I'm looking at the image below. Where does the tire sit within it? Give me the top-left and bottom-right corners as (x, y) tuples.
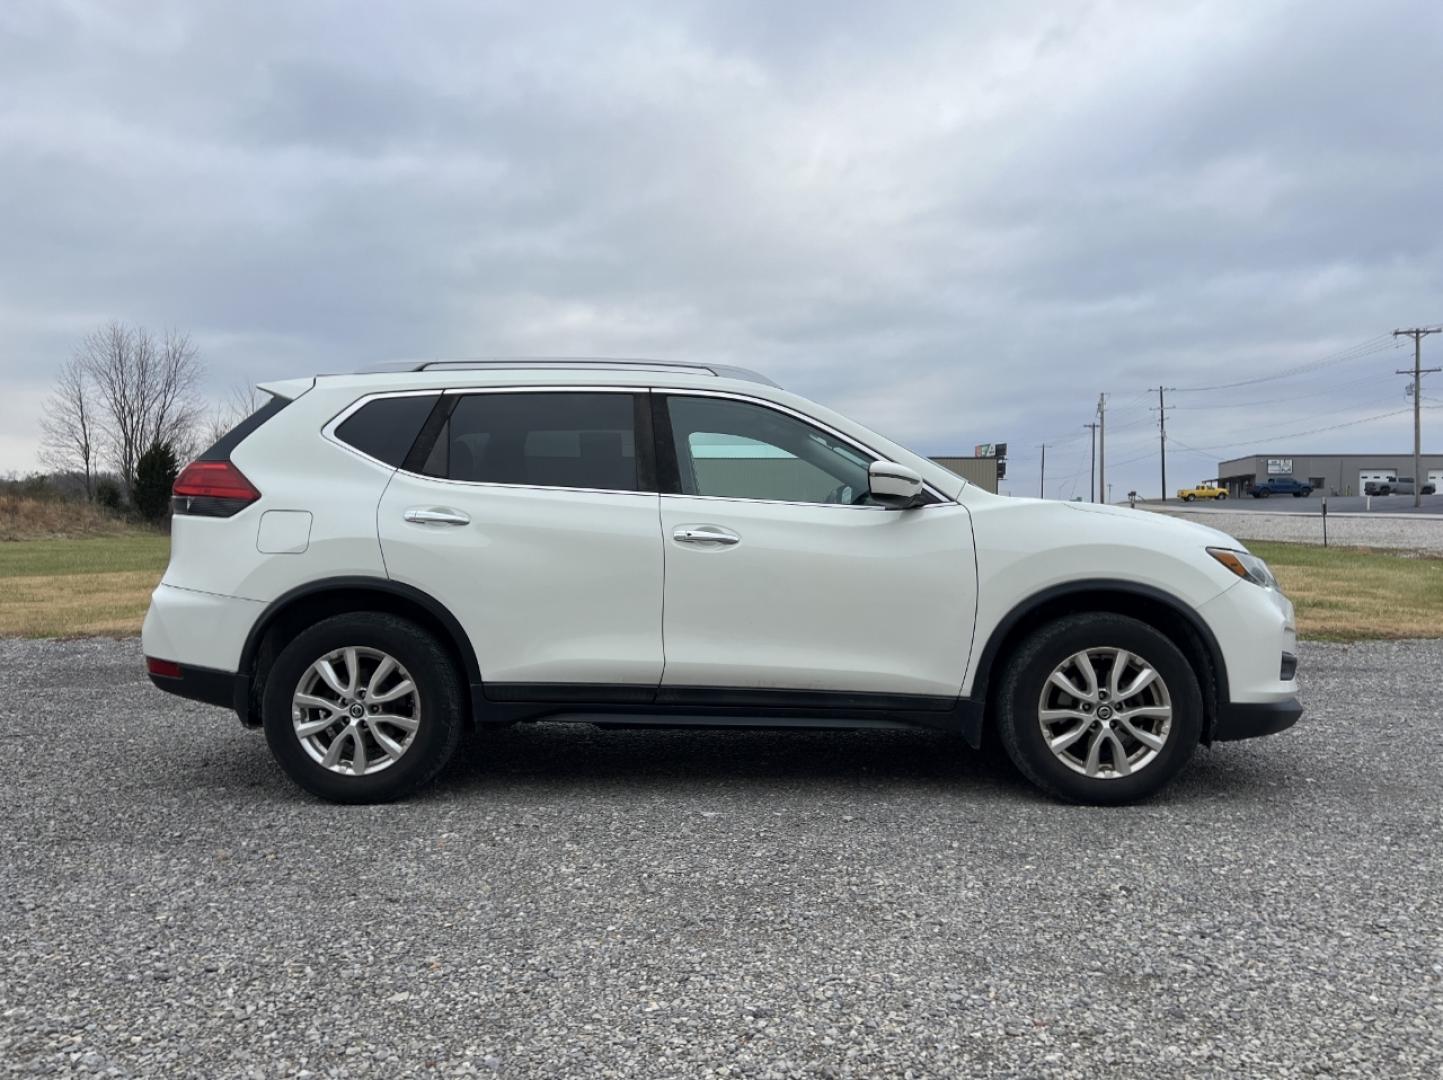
(994, 614), (1203, 805)
(262, 613), (465, 803)
(1182, 494), (1194, 502)
(1217, 493), (1227, 501)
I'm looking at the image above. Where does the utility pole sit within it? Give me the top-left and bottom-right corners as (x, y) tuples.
(1038, 443), (1047, 499)
(1096, 394), (1107, 503)
(1394, 328), (1441, 509)
(1083, 422), (1099, 502)
(1149, 386), (1173, 502)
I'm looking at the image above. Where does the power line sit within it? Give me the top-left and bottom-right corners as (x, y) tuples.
(1170, 334), (1398, 393)
(1168, 391), (1411, 448)
(1163, 406), (1417, 456)
(1164, 371), (1386, 410)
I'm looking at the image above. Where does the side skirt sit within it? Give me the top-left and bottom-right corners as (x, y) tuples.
(471, 684), (985, 745)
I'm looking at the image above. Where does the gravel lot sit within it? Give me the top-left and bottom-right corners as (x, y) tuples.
(3, 638), (1442, 1078)
(1147, 506), (1443, 554)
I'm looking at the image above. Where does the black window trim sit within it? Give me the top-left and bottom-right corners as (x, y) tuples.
(198, 392), (291, 462)
(652, 388), (949, 509)
(394, 385), (658, 495)
(323, 389), (445, 472)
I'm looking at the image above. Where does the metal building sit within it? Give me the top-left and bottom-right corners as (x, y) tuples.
(1215, 453), (1443, 497)
(930, 456), (1000, 493)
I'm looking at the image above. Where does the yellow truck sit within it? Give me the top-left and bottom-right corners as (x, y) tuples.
(1176, 481), (1228, 502)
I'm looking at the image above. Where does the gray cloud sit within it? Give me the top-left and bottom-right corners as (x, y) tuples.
(2, 0), (1440, 497)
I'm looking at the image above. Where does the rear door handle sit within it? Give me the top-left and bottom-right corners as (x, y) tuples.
(672, 524), (740, 546)
(404, 507), (471, 527)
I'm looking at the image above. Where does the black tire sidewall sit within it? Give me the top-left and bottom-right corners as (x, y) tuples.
(262, 613), (464, 803)
(997, 614), (1202, 804)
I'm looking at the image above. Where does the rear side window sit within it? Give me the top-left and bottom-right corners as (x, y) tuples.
(334, 394), (439, 467)
(427, 392), (644, 492)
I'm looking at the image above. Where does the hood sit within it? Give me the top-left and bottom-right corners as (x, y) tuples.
(1060, 501), (1244, 550)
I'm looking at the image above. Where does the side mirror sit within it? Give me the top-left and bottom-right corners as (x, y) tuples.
(868, 460), (924, 508)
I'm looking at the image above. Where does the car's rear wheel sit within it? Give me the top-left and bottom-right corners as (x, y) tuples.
(1217, 493), (1227, 500)
(995, 614), (1202, 804)
(1182, 494), (1194, 502)
(262, 613), (464, 803)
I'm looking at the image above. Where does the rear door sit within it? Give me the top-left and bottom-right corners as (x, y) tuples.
(653, 391), (977, 702)
(376, 388), (664, 690)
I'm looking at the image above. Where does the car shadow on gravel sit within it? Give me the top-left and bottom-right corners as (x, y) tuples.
(441, 722), (1009, 793)
(437, 722), (1297, 805)
(134, 709), (1297, 807)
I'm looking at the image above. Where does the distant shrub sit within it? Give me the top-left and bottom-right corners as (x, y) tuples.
(96, 477), (124, 511)
(133, 442), (179, 524)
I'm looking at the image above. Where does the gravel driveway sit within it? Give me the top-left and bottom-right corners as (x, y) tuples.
(1146, 506), (1443, 555)
(3, 638), (1441, 1078)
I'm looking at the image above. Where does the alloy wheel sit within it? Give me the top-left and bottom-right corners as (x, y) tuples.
(1037, 647), (1172, 779)
(291, 646), (421, 776)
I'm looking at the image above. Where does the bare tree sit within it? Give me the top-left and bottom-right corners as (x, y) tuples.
(38, 355), (103, 499)
(81, 322), (204, 495)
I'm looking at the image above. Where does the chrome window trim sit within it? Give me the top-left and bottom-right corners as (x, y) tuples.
(320, 383), (953, 505)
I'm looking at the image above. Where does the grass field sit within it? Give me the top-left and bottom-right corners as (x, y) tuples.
(1244, 540), (1443, 642)
(0, 530), (1438, 641)
(0, 534), (169, 637)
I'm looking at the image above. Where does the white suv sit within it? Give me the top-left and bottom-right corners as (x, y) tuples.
(143, 359), (1300, 805)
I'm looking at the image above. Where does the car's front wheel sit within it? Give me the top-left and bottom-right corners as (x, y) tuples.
(262, 613), (464, 803)
(995, 614), (1202, 804)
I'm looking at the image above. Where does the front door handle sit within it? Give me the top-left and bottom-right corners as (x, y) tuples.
(672, 524), (740, 546)
(404, 507), (471, 527)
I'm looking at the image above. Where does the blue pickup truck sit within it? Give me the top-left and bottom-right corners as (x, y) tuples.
(1249, 477), (1313, 498)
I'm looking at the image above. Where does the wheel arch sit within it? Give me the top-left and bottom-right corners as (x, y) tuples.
(970, 580), (1228, 745)
(235, 576), (482, 727)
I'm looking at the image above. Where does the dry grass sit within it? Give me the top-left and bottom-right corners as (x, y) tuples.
(1244, 540), (1443, 642)
(0, 494), (135, 541)
(0, 535), (169, 637)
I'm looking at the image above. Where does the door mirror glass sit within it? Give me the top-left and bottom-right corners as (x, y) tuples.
(868, 461), (924, 508)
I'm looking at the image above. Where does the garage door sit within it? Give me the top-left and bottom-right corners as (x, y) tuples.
(1359, 470), (1395, 492)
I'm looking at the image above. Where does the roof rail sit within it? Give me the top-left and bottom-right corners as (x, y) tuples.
(353, 357), (779, 387)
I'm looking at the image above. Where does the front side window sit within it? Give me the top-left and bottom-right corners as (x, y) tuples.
(665, 395), (877, 504)
(424, 392), (642, 492)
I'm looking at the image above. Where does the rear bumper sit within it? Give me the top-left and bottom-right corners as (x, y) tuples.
(147, 662), (244, 712)
(1212, 697), (1303, 741)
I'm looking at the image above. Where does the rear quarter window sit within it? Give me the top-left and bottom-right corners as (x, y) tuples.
(334, 394), (440, 467)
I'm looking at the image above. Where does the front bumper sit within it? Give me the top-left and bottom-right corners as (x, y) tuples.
(1212, 697), (1303, 741)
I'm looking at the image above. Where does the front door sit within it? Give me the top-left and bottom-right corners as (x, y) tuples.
(655, 392), (977, 701)
(378, 389), (664, 689)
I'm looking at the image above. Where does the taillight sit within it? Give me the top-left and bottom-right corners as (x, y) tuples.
(172, 460), (261, 517)
(146, 657), (183, 678)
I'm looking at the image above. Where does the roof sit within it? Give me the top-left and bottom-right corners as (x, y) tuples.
(349, 357), (780, 387)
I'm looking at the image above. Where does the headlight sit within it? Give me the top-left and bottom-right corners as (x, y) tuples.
(1207, 547), (1277, 589)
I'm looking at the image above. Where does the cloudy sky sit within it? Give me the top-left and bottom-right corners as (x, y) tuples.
(2, 0), (1440, 497)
